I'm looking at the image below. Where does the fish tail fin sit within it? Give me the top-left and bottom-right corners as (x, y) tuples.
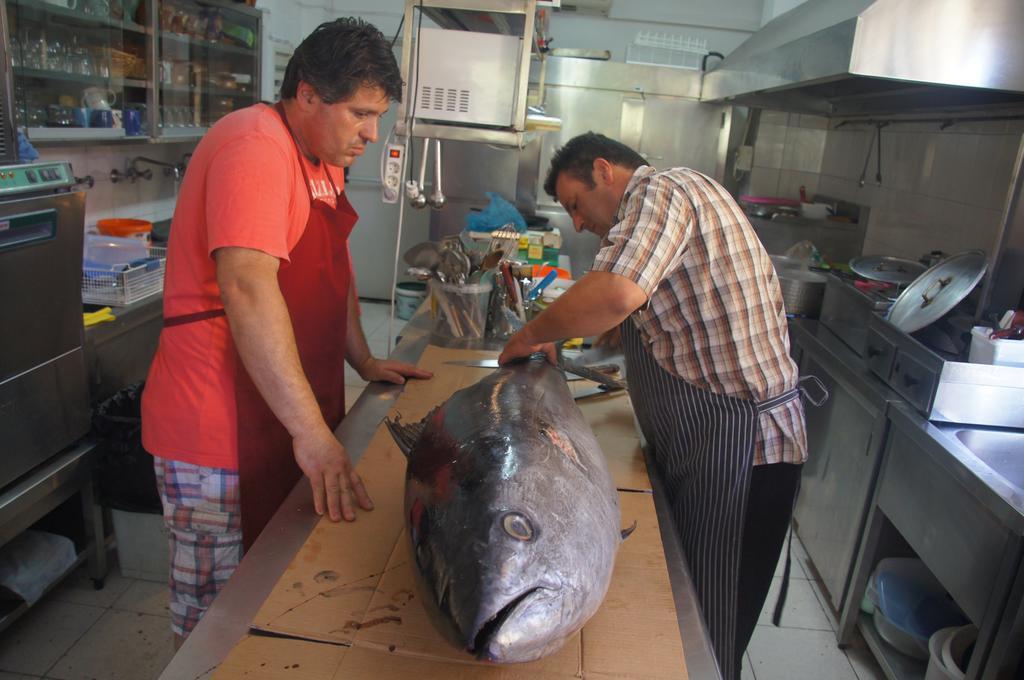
(384, 413), (424, 458)
(620, 520), (638, 541)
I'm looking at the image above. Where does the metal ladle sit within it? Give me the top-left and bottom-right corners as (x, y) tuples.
(403, 241), (442, 269)
(427, 139), (445, 210)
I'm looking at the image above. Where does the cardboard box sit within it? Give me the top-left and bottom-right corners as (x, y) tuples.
(220, 346), (686, 679)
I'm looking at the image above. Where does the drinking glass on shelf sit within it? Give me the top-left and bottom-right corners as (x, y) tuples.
(10, 33), (22, 68)
(46, 38), (68, 72)
(24, 33), (46, 70)
(27, 105), (47, 127)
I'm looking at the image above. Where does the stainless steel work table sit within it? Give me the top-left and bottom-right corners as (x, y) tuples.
(158, 307), (720, 679)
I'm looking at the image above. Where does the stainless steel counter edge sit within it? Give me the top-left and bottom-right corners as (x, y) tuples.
(158, 308), (716, 679)
(887, 402), (1024, 535)
(83, 295), (164, 343)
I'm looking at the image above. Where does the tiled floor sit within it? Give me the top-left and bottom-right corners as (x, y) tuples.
(0, 302), (884, 680)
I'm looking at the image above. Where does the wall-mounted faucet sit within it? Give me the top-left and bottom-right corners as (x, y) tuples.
(130, 156), (184, 181)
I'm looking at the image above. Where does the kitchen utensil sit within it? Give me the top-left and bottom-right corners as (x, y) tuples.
(770, 254), (806, 272)
(480, 248), (504, 272)
(573, 384), (625, 402)
(445, 359), (626, 391)
(405, 266), (434, 281)
(402, 241), (441, 269)
(850, 255), (926, 286)
(427, 139), (445, 209)
(406, 137), (430, 209)
(429, 280), (491, 338)
(438, 246), (469, 285)
(738, 195), (801, 219)
(778, 269), (827, 317)
(526, 269), (558, 302)
(886, 250), (987, 333)
(82, 87), (116, 110)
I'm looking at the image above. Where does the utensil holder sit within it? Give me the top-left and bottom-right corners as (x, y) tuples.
(429, 280), (493, 338)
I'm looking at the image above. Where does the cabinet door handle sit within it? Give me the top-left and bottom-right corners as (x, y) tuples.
(903, 373), (919, 387)
(866, 346), (882, 358)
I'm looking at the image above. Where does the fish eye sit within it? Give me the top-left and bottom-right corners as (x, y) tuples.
(501, 512), (535, 542)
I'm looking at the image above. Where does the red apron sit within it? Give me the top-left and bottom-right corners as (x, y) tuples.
(164, 103), (356, 550)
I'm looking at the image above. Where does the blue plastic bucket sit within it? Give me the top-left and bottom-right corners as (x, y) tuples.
(394, 281), (427, 320)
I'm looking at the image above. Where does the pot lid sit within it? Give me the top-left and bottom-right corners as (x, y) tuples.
(849, 255), (926, 285)
(886, 250), (988, 333)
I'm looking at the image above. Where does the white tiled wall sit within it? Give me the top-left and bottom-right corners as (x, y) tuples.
(34, 140), (197, 232)
(749, 111), (1022, 261)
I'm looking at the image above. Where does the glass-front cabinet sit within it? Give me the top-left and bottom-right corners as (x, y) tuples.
(154, 0), (259, 138)
(3, 0), (260, 143)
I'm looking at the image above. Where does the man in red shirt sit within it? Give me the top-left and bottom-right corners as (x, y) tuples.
(142, 18), (430, 643)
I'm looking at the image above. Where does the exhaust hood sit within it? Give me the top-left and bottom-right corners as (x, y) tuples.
(701, 0), (1024, 117)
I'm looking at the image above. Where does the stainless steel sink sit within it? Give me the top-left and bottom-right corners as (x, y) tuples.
(954, 429), (1024, 492)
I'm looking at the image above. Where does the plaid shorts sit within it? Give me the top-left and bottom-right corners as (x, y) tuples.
(153, 456), (242, 636)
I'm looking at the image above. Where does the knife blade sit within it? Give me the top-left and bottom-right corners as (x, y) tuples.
(573, 384), (625, 402)
(446, 359), (586, 381)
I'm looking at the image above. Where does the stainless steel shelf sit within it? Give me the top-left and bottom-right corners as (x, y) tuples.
(11, 0), (148, 34)
(158, 31), (255, 58)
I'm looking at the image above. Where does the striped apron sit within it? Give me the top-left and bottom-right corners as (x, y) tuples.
(621, 319), (800, 680)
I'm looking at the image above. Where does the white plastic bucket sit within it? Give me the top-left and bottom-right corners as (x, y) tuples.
(394, 281), (427, 320)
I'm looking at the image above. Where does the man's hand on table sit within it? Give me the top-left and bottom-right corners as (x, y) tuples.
(294, 426), (372, 522)
(355, 356), (433, 384)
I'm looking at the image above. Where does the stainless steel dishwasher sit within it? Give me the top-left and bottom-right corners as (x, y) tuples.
(0, 161), (89, 489)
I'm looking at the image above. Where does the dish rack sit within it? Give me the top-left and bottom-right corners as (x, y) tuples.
(82, 245), (167, 306)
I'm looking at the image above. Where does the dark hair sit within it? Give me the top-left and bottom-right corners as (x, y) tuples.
(281, 18), (403, 104)
(543, 132), (647, 198)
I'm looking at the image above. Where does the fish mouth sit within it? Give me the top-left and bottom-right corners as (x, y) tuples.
(469, 587), (544, 658)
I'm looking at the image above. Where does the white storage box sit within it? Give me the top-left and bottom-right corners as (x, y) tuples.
(111, 509), (169, 582)
(969, 326), (1024, 368)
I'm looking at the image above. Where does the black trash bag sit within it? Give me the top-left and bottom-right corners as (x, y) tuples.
(93, 382), (162, 514)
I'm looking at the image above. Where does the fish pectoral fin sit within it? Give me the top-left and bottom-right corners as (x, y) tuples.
(384, 412), (429, 457)
(620, 520), (638, 541)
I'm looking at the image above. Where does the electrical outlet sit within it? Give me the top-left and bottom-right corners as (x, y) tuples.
(382, 143), (405, 204)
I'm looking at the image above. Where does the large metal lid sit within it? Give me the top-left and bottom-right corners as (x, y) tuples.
(886, 250), (988, 333)
(849, 255), (926, 285)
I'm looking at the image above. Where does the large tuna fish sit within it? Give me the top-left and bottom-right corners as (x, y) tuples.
(385, 355), (629, 663)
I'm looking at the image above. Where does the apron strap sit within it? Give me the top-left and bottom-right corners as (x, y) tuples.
(272, 102), (342, 201)
(164, 308), (226, 327)
(772, 474), (803, 626)
(755, 387), (800, 414)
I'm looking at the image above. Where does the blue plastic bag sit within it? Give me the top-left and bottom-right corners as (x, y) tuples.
(17, 130), (39, 162)
(464, 192), (527, 233)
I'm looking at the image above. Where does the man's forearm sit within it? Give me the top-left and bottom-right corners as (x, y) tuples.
(221, 266), (326, 438)
(521, 271), (648, 344)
